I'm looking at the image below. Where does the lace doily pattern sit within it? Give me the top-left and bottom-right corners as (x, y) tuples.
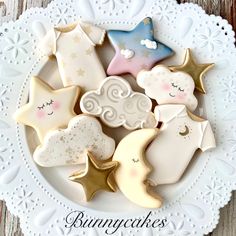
(0, 0), (235, 235)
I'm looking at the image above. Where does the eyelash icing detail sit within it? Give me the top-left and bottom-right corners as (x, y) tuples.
(46, 99), (54, 106)
(171, 82), (178, 88)
(132, 158), (139, 163)
(37, 104), (45, 110)
(178, 87), (184, 92)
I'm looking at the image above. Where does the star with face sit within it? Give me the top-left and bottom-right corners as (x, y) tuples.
(107, 17), (174, 77)
(14, 76), (80, 143)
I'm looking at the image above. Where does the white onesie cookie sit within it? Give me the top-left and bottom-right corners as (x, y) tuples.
(146, 104), (216, 186)
(39, 21), (106, 92)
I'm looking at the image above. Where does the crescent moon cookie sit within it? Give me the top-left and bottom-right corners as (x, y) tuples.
(80, 76), (157, 130)
(113, 129), (163, 208)
(14, 76), (79, 143)
(33, 115), (116, 167)
(69, 151), (119, 201)
(137, 65), (198, 112)
(146, 104), (216, 186)
(38, 21), (106, 92)
(107, 17), (174, 77)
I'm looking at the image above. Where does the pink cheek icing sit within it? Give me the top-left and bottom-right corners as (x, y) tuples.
(177, 93), (187, 100)
(130, 168), (138, 178)
(36, 110), (46, 119)
(161, 83), (171, 91)
(52, 101), (61, 110)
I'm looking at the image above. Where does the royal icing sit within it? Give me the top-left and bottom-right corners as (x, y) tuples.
(69, 152), (118, 201)
(14, 76), (79, 143)
(113, 128), (162, 208)
(107, 17), (174, 77)
(33, 115), (116, 167)
(137, 65), (198, 112)
(39, 21), (106, 92)
(80, 76), (157, 130)
(146, 104), (216, 186)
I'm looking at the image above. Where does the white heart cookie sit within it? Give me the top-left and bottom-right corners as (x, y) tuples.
(80, 76), (157, 130)
(33, 115), (116, 167)
(137, 65), (198, 112)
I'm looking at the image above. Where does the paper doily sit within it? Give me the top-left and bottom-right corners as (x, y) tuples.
(0, 0), (236, 235)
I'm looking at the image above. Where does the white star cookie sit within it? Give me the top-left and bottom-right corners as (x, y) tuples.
(33, 115), (116, 167)
(14, 76), (80, 142)
(137, 65), (198, 112)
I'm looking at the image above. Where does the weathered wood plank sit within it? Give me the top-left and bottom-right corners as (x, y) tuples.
(0, 0), (235, 236)
(179, 0), (236, 31)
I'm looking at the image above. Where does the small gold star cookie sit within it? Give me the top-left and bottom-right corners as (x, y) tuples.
(169, 48), (214, 94)
(14, 76), (80, 142)
(69, 152), (119, 201)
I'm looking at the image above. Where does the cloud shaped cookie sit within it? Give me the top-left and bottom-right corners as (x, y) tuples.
(80, 76), (157, 130)
(137, 66), (198, 112)
(33, 115), (116, 167)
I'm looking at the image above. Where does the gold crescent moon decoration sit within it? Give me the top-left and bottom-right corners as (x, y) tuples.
(179, 125), (190, 136)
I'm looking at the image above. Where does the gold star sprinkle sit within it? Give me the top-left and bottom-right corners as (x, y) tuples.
(86, 47), (93, 56)
(142, 50), (151, 58)
(73, 35), (81, 43)
(84, 25), (92, 35)
(77, 69), (85, 77)
(69, 152), (119, 201)
(143, 18), (151, 25)
(118, 42), (126, 49)
(169, 49), (214, 94)
(70, 53), (78, 59)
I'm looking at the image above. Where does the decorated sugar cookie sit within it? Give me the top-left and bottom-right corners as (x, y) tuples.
(39, 21), (106, 92)
(137, 65), (198, 111)
(14, 76), (79, 143)
(69, 151), (119, 201)
(80, 76), (157, 130)
(146, 104), (216, 186)
(113, 129), (163, 208)
(33, 115), (116, 167)
(169, 49), (214, 94)
(107, 17), (174, 77)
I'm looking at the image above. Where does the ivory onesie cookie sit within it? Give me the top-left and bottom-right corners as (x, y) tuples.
(14, 76), (79, 143)
(107, 17), (174, 77)
(137, 65), (198, 111)
(113, 129), (163, 208)
(39, 21), (106, 92)
(33, 115), (116, 167)
(80, 76), (157, 130)
(146, 104), (216, 186)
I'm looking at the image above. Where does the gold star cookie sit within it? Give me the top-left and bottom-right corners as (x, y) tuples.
(169, 49), (214, 94)
(69, 152), (119, 201)
(14, 76), (80, 142)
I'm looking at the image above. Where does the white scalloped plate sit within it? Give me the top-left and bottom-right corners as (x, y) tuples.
(0, 0), (236, 235)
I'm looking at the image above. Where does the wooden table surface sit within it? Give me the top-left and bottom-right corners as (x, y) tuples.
(0, 0), (235, 235)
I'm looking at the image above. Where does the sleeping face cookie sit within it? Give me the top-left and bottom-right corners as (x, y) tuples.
(107, 17), (174, 77)
(113, 129), (162, 208)
(80, 76), (157, 130)
(39, 21), (106, 92)
(137, 65), (198, 112)
(33, 115), (116, 167)
(14, 76), (79, 143)
(146, 104), (216, 186)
